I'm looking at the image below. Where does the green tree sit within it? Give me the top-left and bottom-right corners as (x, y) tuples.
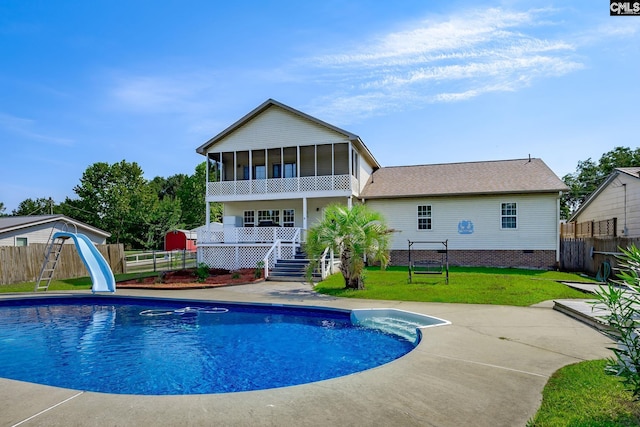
(149, 174), (187, 201)
(65, 160), (156, 247)
(177, 162), (222, 228)
(0, 202), (6, 216)
(562, 146), (640, 218)
(305, 203), (391, 290)
(139, 197), (182, 249)
(12, 197), (58, 216)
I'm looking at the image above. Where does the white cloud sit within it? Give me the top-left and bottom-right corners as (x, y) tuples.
(301, 7), (584, 122)
(0, 112), (74, 146)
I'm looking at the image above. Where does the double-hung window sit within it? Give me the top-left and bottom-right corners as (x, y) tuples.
(282, 209), (295, 227)
(501, 202), (517, 229)
(243, 211), (255, 227)
(417, 205), (432, 230)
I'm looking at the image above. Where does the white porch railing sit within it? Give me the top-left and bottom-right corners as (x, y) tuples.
(198, 227), (300, 244)
(197, 228), (301, 272)
(207, 174), (353, 197)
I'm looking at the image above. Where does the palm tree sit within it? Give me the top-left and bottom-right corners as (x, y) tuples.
(305, 203), (391, 290)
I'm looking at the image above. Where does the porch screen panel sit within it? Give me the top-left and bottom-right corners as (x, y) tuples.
(236, 151), (249, 180)
(222, 152), (234, 181)
(317, 144), (332, 176)
(283, 147), (297, 176)
(207, 153), (221, 182)
(334, 143), (349, 175)
(299, 146), (315, 177)
(268, 148), (282, 178)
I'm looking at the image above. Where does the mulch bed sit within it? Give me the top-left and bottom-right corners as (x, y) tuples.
(117, 268), (265, 290)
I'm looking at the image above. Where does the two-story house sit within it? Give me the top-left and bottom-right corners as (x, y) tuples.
(195, 99), (568, 276)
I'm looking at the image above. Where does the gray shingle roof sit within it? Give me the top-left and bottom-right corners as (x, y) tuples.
(0, 215), (110, 237)
(360, 158), (568, 199)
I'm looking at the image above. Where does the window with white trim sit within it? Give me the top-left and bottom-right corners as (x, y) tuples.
(258, 209), (280, 225)
(15, 237), (27, 247)
(501, 202), (517, 229)
(282, 209), (295, 227)
(417, 205), (432, 230)
(243, 210), (255, 227)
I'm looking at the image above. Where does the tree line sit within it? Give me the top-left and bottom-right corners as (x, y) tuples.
(0, 146), (637, 248)
(0, 160), (221, 250)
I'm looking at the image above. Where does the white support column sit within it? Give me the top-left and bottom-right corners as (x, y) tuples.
(303, 197), (308, 230)
(297, 145), (301, 191)
(348, 142), (353, 186)
(347, 196), (352, 209)
(205, 202), (211, 231)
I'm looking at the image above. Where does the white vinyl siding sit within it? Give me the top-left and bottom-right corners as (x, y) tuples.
(0, 222), (108, 246)
(210, 107), (349, 153)
(573, 173), (640, 237)
(366, 194), (560, 251)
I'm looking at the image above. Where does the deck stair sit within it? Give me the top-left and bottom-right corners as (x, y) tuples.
(267, 247), (322, 282)
(34, 234), (70, 291)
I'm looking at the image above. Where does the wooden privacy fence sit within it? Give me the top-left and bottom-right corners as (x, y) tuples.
(561, 218), (617, 238)
(560, 237), (640, 277)
(0, 243), (125, 286)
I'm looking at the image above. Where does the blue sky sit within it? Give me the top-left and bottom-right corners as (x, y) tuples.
(1, 1), (639, 212)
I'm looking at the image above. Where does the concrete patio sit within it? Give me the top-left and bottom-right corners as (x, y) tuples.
(1, 282), (613, 427)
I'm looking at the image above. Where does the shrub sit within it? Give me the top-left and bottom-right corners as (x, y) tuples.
(595, 244), (640, 400)
(195, 263), (210, 283)
(255, 261), (264, 279)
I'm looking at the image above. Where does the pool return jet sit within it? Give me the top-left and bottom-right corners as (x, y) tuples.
(35, 222), (116, 293)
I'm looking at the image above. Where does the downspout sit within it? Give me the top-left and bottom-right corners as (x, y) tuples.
(205, 153), (210, 232)
(556, 191), (562, 266)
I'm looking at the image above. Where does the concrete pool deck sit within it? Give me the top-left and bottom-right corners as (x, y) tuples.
(1, 282), (613, 427)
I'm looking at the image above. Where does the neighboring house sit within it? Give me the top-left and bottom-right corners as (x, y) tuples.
(0, 215), (110, 246)
(568, 167), (640, 237)
(195, 99), (567, 271)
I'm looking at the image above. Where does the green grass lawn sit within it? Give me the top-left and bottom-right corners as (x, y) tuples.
(315, 266), (594, 306)
(0, 272), (158, 293)
(528, 360), (640, 426)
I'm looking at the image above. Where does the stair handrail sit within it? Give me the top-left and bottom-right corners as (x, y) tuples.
(262, 240), (281, 279)
(292, 228), (301, 254)
(319, 246), (330, 279)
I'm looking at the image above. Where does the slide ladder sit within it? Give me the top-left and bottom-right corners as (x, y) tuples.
(34, 229), (116, 293)
(35, 234), (70, 292)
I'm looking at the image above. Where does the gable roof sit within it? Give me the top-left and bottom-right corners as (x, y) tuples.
(360, 158), (568, 199)
(195, 98), (381, 169)
(569, 167), (640, 221)
(0, 214), (111, 237)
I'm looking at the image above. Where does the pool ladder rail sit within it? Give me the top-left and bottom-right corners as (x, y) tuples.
(35, 234), (71, 292)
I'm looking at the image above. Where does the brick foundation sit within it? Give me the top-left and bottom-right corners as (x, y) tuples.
(390, 249), (557, 270)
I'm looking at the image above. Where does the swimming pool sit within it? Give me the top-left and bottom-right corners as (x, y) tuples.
(0, 296), (448, 395)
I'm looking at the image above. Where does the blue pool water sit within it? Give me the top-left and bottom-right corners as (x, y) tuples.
(0, 297), (416, 395)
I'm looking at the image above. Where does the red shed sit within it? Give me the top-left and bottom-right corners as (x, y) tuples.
(164, 229), (197, 252)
